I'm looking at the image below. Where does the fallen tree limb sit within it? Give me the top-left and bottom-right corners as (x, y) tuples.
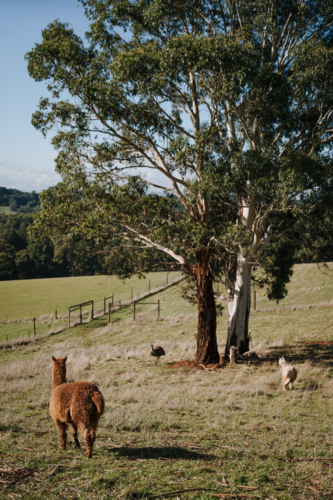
(95, 441), (123, 448)
(199, 364), (216, 371)
(147, 488), (217, 498)
(280, 457), (333, 462)
(48, 465), (61, 477)
(308, 485), (321, 493)
(212, 495), (262, 498)
(47, 465), (77, 477)
(183, 441), (202, 449)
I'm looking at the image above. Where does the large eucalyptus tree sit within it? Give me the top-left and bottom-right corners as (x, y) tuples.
(26, 0), (333, 362)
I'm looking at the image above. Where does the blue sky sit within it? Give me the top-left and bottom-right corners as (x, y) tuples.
(0, 0), (90, 192)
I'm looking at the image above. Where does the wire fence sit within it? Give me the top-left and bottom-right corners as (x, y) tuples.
(0, 272), (184, 347)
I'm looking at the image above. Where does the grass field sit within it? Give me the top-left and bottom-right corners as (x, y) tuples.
(0, 272), (180, 343)
(0, 206), (15, 214)
(255, 263), (333, 311)
(0, 264), (333, 499)
(0, 271), (179, 321)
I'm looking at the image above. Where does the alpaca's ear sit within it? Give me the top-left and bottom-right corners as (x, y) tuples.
(52, 356), (56, 362)
(63, 356), (67, 362)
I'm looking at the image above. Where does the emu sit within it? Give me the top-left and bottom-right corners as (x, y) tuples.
(50, 356), (104, 458)
(150, 345), (165, 363)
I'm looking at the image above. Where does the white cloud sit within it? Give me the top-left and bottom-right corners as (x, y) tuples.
(0, 159), (61, 192)
(0, 157), (176, 194)
(10, 152), (57, 161)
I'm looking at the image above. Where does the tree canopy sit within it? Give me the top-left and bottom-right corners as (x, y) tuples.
(26, 0), (333, 362)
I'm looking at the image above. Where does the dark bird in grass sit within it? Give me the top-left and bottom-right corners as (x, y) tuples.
(150, 345), (165, 363)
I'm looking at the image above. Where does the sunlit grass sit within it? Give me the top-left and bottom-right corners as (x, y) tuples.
(255, 262), (333, 310)
(1, 265), (333, 498)
(0, 271), (180, 321)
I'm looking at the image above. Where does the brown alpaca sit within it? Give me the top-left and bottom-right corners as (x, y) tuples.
(50, 356), (104, 458)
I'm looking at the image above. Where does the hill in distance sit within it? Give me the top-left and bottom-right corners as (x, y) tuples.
(0, 186), (40, 213)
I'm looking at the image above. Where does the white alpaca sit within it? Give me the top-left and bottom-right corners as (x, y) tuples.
(279, 357), (297, 391)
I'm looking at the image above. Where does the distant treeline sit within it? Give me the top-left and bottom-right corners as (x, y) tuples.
(0, 186), (40, 213)
(0, 213), (172, 281)
(0, 186), (332, 281)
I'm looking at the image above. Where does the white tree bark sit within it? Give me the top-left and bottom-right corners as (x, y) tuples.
(226, 201), (256, 355)
(226, 253), (252, 355)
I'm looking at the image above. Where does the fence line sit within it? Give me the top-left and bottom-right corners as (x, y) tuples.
(107, 299), (161, 324)
(76, 274), (184, 327)
(104, 294), (113, 315)
(68, 300), (94, 327)
(0, 272), (184, 342)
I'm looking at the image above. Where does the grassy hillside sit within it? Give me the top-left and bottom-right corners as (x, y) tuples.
(0, 264), (333, 499)
(0, 272), (180, 322)
(1, 263), (332, 344)
(255, 262), (333, 311)
(0, 206), (15, 214)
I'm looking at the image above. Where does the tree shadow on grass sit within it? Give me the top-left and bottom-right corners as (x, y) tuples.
(105, 446), (214, 461)
(260, 341), (333, 365)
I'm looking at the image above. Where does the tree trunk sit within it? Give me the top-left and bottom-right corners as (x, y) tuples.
(194, 250), (219, 364)
(225, 254), (252, 357)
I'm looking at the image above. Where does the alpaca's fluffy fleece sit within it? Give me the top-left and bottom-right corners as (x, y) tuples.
(50, 356), (104, 458)
(279, 357), (297, 391)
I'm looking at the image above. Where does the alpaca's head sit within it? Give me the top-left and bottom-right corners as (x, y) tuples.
(279, 357), (286, 367)
(52, 355), (67, 367)
(52, 356), (67, 388)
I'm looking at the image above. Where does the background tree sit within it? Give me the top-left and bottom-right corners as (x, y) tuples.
(26, 0), (333, 361)
(0, 187), (40, 213)
(0, 211), (172, 281)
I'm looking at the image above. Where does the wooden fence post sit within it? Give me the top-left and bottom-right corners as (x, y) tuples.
(230, 346), (238, 364)
(80, 305), (82, 325)
(92, 301), (94, 319)
(158, 299), (160, 321)
(133, 301), (136, 321)
(104, 297), (106, 315)
(33, 318), (36, 339)
(108, 302), (112, 324)
(55, 310), (57, 319)
(68, 310), (70, 328)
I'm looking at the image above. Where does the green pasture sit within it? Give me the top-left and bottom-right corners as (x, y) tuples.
(0, 206), (14, 214)
(0, 264), (333, 499)
(255, 262), (333, 310)
(1, 263), (332, 345)
(0, 271), (179, 322)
